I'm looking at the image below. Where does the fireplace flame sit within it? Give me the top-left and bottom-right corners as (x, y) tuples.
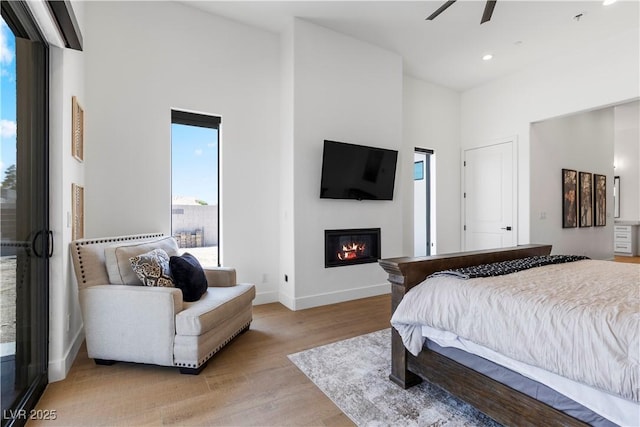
(337, 242), (366, 260)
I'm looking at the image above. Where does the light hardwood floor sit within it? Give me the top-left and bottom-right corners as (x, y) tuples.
(28, 256), (638, 426)
(29, 294), (391, 426)
(614, 255), (640, 264)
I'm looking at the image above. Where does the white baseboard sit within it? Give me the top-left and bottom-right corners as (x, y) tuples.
(254, 290), (279, 305)
(48, 326), (84, 382)
(278, 291), (295, 311)
(287, 283), (390, 311)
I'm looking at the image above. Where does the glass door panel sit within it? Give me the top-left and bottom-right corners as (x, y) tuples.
(1, 11), (49, 426)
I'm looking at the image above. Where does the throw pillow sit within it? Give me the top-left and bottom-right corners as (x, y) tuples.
(129, 249), (174, 287)
(169, 253), (208, 302)
(105, 236), (179, 285)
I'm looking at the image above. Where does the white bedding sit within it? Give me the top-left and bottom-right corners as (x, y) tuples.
(390, 260), (640, 404)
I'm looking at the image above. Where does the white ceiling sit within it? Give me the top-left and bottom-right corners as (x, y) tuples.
(181, 0), (640, 91)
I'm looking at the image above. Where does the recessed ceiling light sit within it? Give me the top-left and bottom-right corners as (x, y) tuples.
(482, 54), (493, 61)
(603, 0), (618, 6)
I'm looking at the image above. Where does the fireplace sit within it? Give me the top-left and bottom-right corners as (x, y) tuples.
(325, 228), (381, 268)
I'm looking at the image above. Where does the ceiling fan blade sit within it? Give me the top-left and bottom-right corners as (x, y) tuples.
(426, 0), (457, 20)
(480, 0), (497, 24)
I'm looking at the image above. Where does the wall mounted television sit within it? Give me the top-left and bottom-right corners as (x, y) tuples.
(320, 140), (398, 201)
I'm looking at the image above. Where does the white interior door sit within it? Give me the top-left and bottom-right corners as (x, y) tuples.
(464, 141), (516, 250)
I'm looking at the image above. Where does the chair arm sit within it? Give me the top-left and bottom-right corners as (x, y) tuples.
(204, 267), (236, 287)
(79, 285), (183, 366)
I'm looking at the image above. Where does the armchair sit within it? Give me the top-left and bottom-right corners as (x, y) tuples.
(70, 233), (255, 374)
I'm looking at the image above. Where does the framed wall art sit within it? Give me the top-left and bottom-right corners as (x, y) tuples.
(578, 171), (593, 227)
(72, 183), (84, 240)
(72, 96), (84, 161)
(594, 174), (606, 227)
(562, 169), (577, 228)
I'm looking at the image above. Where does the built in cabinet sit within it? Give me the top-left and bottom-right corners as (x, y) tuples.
(614, 224), (639, 256)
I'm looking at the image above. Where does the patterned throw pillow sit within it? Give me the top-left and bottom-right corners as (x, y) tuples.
(129, 249), (174, 287)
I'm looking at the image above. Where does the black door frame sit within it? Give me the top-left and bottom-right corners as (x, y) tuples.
(1, 3), (49, 426)
(415, 147), (433, 256)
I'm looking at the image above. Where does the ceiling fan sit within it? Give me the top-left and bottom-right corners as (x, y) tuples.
(426, 0), (497, 24)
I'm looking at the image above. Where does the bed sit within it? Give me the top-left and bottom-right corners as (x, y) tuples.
(379, 245), (639, 427)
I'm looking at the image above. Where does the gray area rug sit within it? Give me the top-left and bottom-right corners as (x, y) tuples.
(288, 329), (501, 427)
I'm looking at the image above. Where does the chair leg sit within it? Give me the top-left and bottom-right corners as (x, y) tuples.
(179, 361), (208, 375)
(94, 359), (117, 366)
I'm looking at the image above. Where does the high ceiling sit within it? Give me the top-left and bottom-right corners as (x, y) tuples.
(181, 0), (640, 91)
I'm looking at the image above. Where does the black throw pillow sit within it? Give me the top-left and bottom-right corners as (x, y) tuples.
(169, 253), (208, 302)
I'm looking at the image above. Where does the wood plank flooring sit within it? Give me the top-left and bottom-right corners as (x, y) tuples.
(613, 255), (640, 264)
(29, 294), (391, 426)
(27, 256), (638, 426)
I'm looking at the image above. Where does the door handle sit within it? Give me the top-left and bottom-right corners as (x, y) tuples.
(30, 230), (54, 258)
(47, 230), (54, 258)
(501, 226), (512, 231)
(31, 230), (43, 258)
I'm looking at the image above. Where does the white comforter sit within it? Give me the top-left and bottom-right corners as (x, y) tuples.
(390, 259), (640, 402)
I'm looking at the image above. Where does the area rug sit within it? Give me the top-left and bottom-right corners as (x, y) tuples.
(288, 329), (501, 427)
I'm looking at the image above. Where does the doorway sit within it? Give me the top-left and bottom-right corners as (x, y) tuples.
(1, 4), (50, 425)
(414, 148), (436, 256)
(463, 140), (517, 251)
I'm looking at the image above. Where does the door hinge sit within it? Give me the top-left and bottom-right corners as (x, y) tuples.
(464, 192), (466, 198)
(464, 225), (467, 231)
(464, 161), (466, 167)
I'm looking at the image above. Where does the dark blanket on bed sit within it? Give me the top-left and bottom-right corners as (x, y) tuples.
(430, 255), (589, 279)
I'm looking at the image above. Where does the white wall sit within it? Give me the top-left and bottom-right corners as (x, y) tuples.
(614, 101), (640, 221)
(282, 19), (403, 309)
(84, 1), (281, 303)
(279, 22), (296, 306)
(461, 29), (640, 249)
(530, 108), (614, 259)
(403, 76), (461, 255)
(48, 0), (85, 382)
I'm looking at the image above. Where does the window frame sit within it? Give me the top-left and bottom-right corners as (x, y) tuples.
(170, 110), (221, 266)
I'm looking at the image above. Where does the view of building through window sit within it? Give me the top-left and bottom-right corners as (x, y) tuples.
(0, 15), (17, 361)
(171, 116), (220, 267)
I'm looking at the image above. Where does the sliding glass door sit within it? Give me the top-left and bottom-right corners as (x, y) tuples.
(1, 3), (50, 426)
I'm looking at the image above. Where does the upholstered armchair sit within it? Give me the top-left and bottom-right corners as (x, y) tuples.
(70, 233), (255, 374)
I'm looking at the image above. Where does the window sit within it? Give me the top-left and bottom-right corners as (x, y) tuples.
(171, 110), (220, 266)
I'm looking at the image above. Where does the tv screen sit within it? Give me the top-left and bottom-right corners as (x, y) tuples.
(320, 140), (398, 200)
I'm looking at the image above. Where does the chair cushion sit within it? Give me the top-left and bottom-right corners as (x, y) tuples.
(130, 249), (174, 287)
(105, 236), (179, 285)
(170, 253), (207, 302)
(175, 283), (255, 336)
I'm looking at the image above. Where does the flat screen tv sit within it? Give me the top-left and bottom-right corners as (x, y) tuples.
(320, 140), (398, 200)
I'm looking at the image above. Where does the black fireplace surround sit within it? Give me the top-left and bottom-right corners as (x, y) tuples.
(325, 228), (381, 268)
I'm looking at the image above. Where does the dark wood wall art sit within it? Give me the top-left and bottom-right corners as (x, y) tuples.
(562, 169), (577, 228)
(594, 174), (606, 226)
(578, 172), (593, 227)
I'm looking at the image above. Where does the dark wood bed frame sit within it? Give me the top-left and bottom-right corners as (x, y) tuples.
(379, 244), (588, 427)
